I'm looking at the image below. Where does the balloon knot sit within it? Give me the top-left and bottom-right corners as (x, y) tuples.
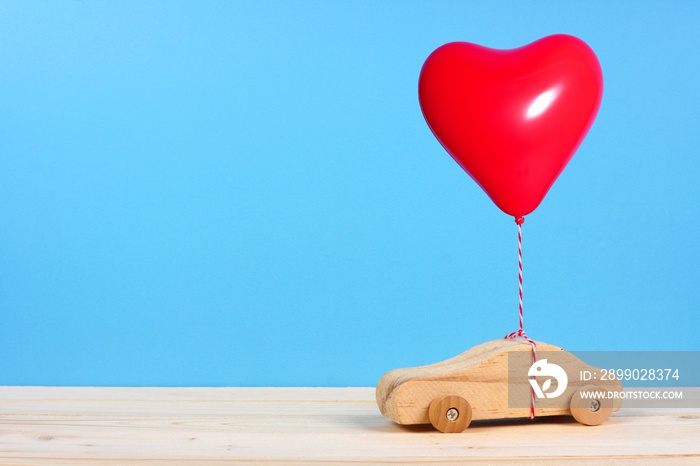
(515, 216), (525, 225)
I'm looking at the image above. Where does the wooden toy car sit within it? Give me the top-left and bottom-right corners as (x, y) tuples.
(376, 339), (622, 432)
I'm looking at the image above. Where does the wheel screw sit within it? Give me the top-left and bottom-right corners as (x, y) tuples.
(446, 408), (459, 422)
(589, 400), (600, 412)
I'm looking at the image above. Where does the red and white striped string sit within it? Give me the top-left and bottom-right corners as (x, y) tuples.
(504, 216), (538, 419)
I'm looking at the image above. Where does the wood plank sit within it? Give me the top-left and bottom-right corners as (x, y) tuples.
(0, 387), (698, 464)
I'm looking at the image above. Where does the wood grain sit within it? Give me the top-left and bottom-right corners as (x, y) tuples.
(0, 386), (698, 464)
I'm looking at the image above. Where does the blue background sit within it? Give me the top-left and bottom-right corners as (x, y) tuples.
(1, 1), (698, 386)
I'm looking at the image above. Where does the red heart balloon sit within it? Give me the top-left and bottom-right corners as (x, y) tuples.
(419, 34), (603, 218)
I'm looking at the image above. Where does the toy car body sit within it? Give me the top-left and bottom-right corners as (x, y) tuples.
(376, 339), (622, 432)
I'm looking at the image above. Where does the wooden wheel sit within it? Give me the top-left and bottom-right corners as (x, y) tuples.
(428, 395), (472, 433)
(570, 385), (613, 426)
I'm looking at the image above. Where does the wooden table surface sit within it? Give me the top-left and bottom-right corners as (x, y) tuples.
(1, 386), (699, 464)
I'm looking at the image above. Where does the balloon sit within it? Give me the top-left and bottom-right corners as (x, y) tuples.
(419, 34), (603, 218)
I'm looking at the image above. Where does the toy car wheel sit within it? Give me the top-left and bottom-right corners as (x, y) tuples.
(428, 395), (472, 433)
(570, 385), (613, 426)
